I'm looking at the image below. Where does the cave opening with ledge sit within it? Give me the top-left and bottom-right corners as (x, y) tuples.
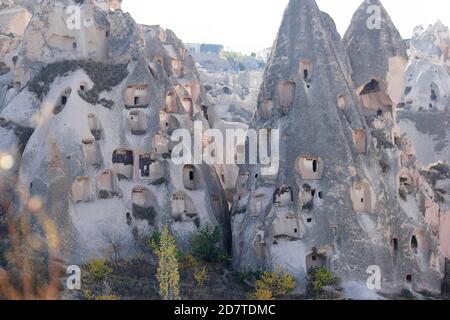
(171, 192), (199, 227)
(87, 113), (103, 140)
(160, 111), (180, 134)
(165, 91), (179, 113)
(337, 93), (348, 110)
(358, 78), (392, 111)
(350, 180), (376, 213)
(273, 185), (294, 207)
(181, 97), (194, 117)
(112, 149), (134, 180)
(411, 235), (419, 254)
(272, 211), (303, 240)
(299, 60), (313, 82)
(132, 186), (157, 226)
(127, 110), (147, 135)
(277, 80), (296, 113)
(261, 98), (273, 119)
(152, 134), (170, 155)
(96, 169), (120, 199)
(53, 88), (72, 115)
(124, 84), (149, 109)
(306, 251), (327, 271)
(353, 129), (366, 154)
(296, 156), (324, 180)
(82, 138), (102, 167)
(71, 176), (91, 203)
(183, 165), (200, 190)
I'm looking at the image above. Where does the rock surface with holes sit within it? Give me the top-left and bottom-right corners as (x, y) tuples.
(0, 0), (229, 263)
(231, 0), (444, 296)
(396, 21), (450, 166)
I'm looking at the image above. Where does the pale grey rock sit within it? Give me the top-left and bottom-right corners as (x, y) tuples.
(232, 0), (443, 296)
(0, 0), (229, 264)
(396, 21), (450, 166)
(344, 0), (407, 92)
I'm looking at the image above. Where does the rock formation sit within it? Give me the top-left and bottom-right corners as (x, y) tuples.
(1, 0), (449, 299)
(392, 19), (450, 264)
(344, 0), (450, 292)
(396, 21), (450, 165)
(0, 0), (229, 264)
(231, 0), (443, 295)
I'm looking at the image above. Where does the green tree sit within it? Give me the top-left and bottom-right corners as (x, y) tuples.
(307, 267), (341, 298)
(191, 226), (224, 262)
(154, 226), (180, 300)
(220, 50), (246, 71)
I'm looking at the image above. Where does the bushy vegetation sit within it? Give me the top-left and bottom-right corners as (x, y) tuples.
(250, 269), (296, 300)
(179, 254), (199, 270)
(233, 270), (262, 286)
(95, 295), (120, 300)
(194, 266), (210, 286)
(307, 267), (341, 298)
(88, 258), (113, 280)
(190, 226), (229, 263)
(28, 60), (128, 107)
(421, 161), (450, 203)
(220, 50), (246, 71)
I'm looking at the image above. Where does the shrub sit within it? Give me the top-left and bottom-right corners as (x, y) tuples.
(28, 60), (128, 105)
(83, 289), (94, 300)
(218, 252), (231, 263)
(307, 267), (341, 298)
(252, 289), (273, 300)
(233, 271), (259, 286)
(95, 295), (120, 300)
(146, 229), (162, 252)
(194, 266), (210, 286)
(180, 254), (199, 270)
(191, 226), (226, 262)
(250, 269), (296, 300)
(88, 258), (113, 280)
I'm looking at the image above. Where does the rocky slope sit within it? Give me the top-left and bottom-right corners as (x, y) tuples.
(396, 21), (450, 166)
(231, 0), (444, 296)
(0, 0), (229, 266)
(0, 0), (449, 299)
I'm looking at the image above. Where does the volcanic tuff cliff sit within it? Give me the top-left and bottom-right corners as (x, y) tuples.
(0, 0), (449, 299)
(394, 20), (450, 262)
(0, 0), (229, 263)
(396, 21), (450, 166)
(231, 0), (444, 295)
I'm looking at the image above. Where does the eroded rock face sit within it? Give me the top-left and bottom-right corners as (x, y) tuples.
(393, 20), (450, 261)
(231, 0), (443, 295)
(396, 21), (450, 166)
(199, 69), (263, 202)
(0, 0), (229, 263)
(344, 0), (408, 107)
